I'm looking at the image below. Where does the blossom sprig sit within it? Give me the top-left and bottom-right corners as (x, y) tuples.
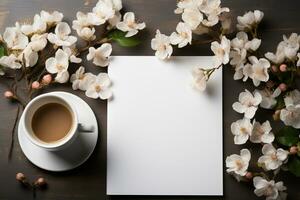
(154, 1), (300, 199)
(151, 0), (230, 60)
(0, 0), (146, 104)
(0, 0), (146, 164)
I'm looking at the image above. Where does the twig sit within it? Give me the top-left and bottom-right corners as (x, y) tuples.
(77, 37), (111, 55)
(8, 104), (20, 160)
(192, 39), (216, 45)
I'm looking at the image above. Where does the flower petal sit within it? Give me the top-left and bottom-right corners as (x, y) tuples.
(99, 88), (113, 100)
(45, 57), (58, 73)
(55, 70), (69, 83)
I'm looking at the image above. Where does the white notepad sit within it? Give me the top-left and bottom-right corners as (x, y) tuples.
(107, 56), (223, 196)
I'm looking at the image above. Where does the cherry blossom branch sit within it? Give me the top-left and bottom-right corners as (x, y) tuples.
(77, 37), (112, 55)
(8, 104), (20, 160)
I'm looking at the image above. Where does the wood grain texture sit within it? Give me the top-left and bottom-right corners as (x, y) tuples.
(0, 0), (299, 199)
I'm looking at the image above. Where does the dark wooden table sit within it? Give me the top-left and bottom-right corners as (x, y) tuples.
(0, 0), (299, 199)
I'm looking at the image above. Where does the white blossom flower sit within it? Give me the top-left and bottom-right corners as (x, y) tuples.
(255, 88), (281, 109)
(265, 49), (285, 65)
(231, 32), (261, 52)
(63, 45), (82, 63)
(20, 14), (47, 35)
(74, 25), (96, 41)
(72, 12), (96, 41)
(226, 149), (251, 176)
(85, 73), (112, 99)
(174, 0), (203, 14)
(258, 144), (288, 170)
(0, 54), (22, 69)
(151, 30), (173, 60)
(182, 8), (203, 30)
(266, 33), (300, 64)
(191, 67), (207, 91)
(284, 89), (300, 107)
(54, 70), (69, 83)
(72, 12), (92, 30)
(170, 22), (192, 48)
(18, 45), (38, 67)
(280, 90), (300, 128)
(47, 22), (77, 47)
(231, 118), (253, 145)
(70, 66), (95, 90)
(253, 177), (287, 200)
(211, 36), (230, 66)
(3, 24), (29, 50)
(232, 89), (262, 119)
(280, 33), (300, 60)
(280, 105), (300, 129)
(30, 33), (48, 51)
(87, 43), (112, 67)
(89, 0), (116, 25)
(243, 56), (270, 86)
(232, 63), (248, 80)
(250, 120), (274, 144)
(40, 10), (63, 26)
(109, 0), (122, 11)
(116, 12), (145, 37)
(230, 32), (261, 79)
(230, 47), (247, 67)
(200, 0), (229, 27)
(237, 10), (264, 31)
(45, 49), (69, 83)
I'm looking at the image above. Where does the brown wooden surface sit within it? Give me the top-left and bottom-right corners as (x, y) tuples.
(0, 0), (299, 199)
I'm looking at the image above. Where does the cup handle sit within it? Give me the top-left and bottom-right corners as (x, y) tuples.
(78, 123), (95, 133)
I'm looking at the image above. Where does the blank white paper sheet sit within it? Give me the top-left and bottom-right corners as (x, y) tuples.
(107, 56), (223, 196)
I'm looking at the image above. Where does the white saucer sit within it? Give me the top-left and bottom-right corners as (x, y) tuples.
(18, 91), (98, 172)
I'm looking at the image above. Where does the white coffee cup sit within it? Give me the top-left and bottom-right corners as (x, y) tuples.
(23, 93), (78, 151)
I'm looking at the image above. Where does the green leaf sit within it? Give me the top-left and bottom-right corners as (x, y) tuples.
(108, 30), (141, 47)
(275, 95), (285, 110)
(288, 157), (300, 177)
(0, 45), (5, 58)
(277, 126), (299, 147)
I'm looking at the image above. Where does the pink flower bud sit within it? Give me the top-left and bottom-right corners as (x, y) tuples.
(4, 90), (14, 99)
(271, 65), (278, 73)
(279, 64), (287, 72)
(290, 146), (298, 154)
(42, 74), (52, 85)
(279, 83), (287, 92)
(245, 172), (253, 179)
(31, 81), (40, 89)
(16, 173), (26, 182)
(34, 177), (47, 187)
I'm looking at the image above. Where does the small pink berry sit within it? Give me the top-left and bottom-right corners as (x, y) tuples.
(279, 83), (287, 92)
(42, 74), (52, 85)
(31, 81), (40, 89)
(245, 172), (253, 179)
(279, 64), (287, 72)
(290, 146), (298, 154)
(4, 90), (14, 99)
(271, 65), (278, 72)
